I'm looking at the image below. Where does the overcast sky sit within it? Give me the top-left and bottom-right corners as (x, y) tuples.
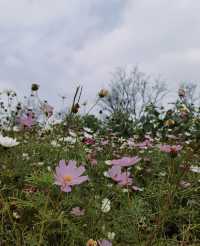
(0, 0), (200, 107)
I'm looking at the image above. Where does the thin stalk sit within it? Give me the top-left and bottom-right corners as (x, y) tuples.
(38, 190), (50, 246)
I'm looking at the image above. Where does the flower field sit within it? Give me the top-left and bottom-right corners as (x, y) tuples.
(0, 86), (200, 246)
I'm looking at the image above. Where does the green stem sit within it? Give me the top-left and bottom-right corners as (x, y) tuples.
(85, 98), (100, 116)
(38, 190), (50, 246)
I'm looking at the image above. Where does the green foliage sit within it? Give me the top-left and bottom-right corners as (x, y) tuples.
(82, 114), (102, 132)
(106, 110), (135, 137)
(0, 102), (200, 245)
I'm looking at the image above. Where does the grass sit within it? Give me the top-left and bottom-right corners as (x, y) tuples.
(0, 121), (200, 246)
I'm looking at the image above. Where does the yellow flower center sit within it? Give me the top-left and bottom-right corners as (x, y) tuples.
(63, 175), (73, 183)
(86, 239), (97, 246)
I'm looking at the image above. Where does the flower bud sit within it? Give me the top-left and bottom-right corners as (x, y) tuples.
(178, 88), (186, 98)
(98, 89), (109, 98)
(31, 83), (39, 91)
(71, 103), (80, 114)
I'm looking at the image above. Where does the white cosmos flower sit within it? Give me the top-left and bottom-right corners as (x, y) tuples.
(159, 172), (166, 177)
(190, 165), (200, 173)
(101, 198), (111, 213)
(107, 232), (115, 240)
(69, 130), (77, 137)
(0, 135), (19, 147)
(105, 160), (112, 165)
(63, 136), (76, 144)
(83, 127), (93, 133)
(47, 166), (51, 172)
(13, 211), (20, 219)
(51, 140), (61, 147)
(103, 171), (109, 177)
(84, 132), (93, 138)
(13, 126), (20, 132)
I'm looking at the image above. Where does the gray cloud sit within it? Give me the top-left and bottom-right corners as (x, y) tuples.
(0, 0), (200, 107)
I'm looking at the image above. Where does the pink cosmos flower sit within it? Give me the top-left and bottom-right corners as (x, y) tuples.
(127, 139), (135, 147)
(101, 140), (109, 145)
(97, 240), (112, 246)
(42, 102), (54, 118)
(111, 156), (141, 167)
(167, 134), (179, 140)
(108, 166), (133, 186)
(19, 111), (34, 128)
(159, 144), (182, 155)
(70, 207), (85, 216)
(135, 139), (153, 149)
(132, 185), (144, 192)
(90, 159), (98, 166)
(86, 153), (97, 166)
(54, 160), (88, 192)
(144, 135), (154, 142)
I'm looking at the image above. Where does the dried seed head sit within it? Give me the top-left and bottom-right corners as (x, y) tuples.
(31, 83), (40, 91)
(98, 89), (109, 98)
(71, 103), (80, 114)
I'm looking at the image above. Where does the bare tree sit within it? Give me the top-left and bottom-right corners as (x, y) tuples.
(101, 66), (168, 119)
(179, 82), (199, 105)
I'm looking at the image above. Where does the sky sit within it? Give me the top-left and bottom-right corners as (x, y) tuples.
(0, 0), (200, 107)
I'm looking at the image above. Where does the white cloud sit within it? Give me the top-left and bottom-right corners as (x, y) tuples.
(0, 0), (200, 107)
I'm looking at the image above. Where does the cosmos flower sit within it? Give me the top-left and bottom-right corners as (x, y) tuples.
(70, 207), (85, 216)
(108, 166), (133, 186)
(101, 198), (111, 213)
(86, 239), (97, 246)
(135, 139), (153, 149)
(64, 136), (76, 144)
(159, 144), (182, 155)
(0, 135), (19, 148)
(132, 185), (144, 192)
(111, 156), (141, 167)
(190, 165), (200, 173)
(83, 137), (95, 145)
(54, 160), (88, 192)
(97, 240), (112, 246)
(19, 112), (34, 128)
(101, 140), (109, 145)
(41, 102), (54, 118)
(107, 232), (115, 240)
(90, 159), (98, 166)
(83, 127), (93, 133)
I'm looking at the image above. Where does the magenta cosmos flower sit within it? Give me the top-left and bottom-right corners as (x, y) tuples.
(159, 144), (182, 155)
(83, 137), (95, 145)
(111, 156), (141, 167)
(54, 160), (88, 192)
(108, 166), (133, 186)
